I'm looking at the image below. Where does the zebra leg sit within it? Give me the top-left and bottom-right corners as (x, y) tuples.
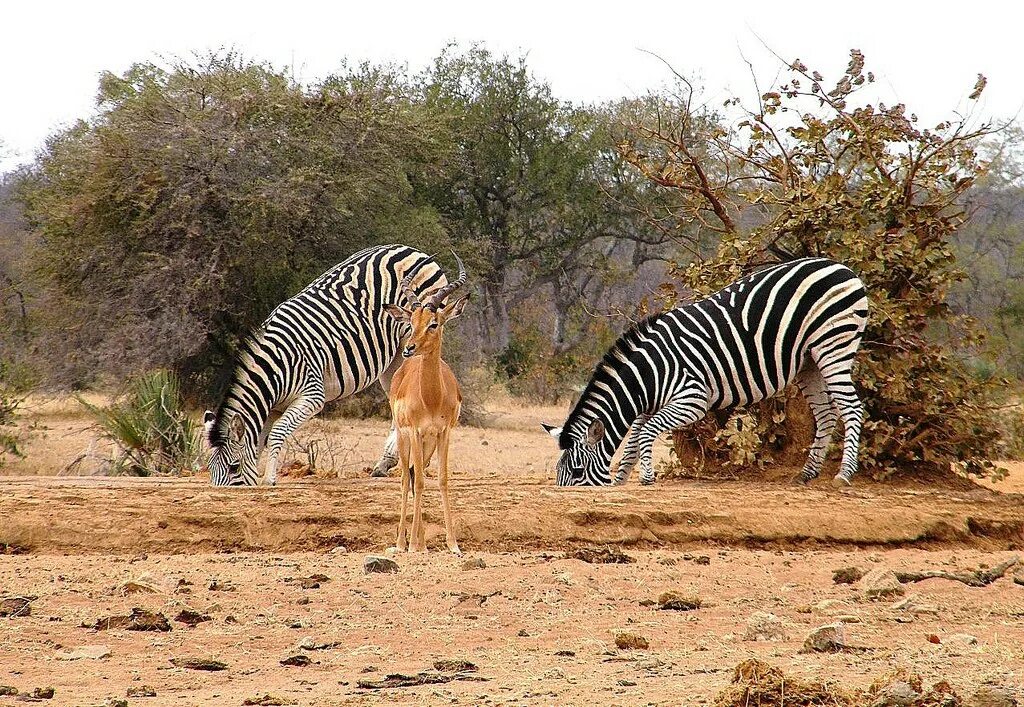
(612, 414), (651, 485)
(635, 391), (709, 485)
(794, 366), (839, 484)
(371, 354), (403, 477)
(263, 386), (326, 486)
(819, 367), (863, 487)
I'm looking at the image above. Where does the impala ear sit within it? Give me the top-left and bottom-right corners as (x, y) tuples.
(228, 414), (245, 445)
(541, 423), (562, 440)
(203, 410), (216, 445)
(586, 419), (605, 446)
(383, 304), (411, 322)
(441, 296), (468, 323)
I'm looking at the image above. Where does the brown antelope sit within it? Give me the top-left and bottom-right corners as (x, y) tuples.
(383, 254), (468, 554)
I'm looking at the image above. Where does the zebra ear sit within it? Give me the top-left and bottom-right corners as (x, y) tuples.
(541, 423), (562, 440)
(383, 304), (411, 322)
(228, 414), (245, 444)
(586, 419), (605, 446)
(203, 410), (216, 445)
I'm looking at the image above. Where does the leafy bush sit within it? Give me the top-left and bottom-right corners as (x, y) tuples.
(80, 370), (200, 476)
(622, 50), (1020, 479)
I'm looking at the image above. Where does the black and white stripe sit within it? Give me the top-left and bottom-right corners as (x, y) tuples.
(206, 244), (447, 486)
(545, 258), (869, 487)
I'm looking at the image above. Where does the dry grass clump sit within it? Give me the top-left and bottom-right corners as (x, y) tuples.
(713, 659), (854, 707)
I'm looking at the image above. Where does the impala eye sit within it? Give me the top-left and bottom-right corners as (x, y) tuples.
(428, 322), (439, 331)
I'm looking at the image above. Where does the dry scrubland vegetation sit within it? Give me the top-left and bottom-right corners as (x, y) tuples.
(1, 43), (1024, 705)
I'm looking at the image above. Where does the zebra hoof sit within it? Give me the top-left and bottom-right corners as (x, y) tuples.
(370, 463), (395, 478)
(639, 478), (655, 486)
(831, 475), (852, 488)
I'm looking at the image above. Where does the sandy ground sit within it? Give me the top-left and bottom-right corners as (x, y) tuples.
(1, 401), (1023, 705)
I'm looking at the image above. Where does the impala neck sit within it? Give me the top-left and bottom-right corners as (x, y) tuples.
(416, 346), (445, 404)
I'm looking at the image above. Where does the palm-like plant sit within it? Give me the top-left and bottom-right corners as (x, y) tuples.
(81, 370), (200, 476)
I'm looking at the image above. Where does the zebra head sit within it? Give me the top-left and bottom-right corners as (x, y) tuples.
(542, 419), (612, 486)
(204, 410), (256, 486)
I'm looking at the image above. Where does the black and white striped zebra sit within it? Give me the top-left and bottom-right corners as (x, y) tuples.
(542, 258), (869, 487)
(204, 244), (448, 486)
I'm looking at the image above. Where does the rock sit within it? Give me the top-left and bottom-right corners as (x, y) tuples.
(55, 645), (111, 660)
(743, 612), (787, 641)
(0, 686), (17, 696)
(32, 687), (56, 699)
(801, 623), (846, 653)
(170, 657), (228, 671)
(869, 680), (920, 706)
(814, 599), (851, 614)
(328, 545), (348, 554)
(461, 557), (487, 570)
(95, 608), (171, 632)
(119, 577), (163, 596)
(657, 591), (702, 611)
(567, 547), (634, 564)
(861, 568), (906, 600)
(614, 632), (649, 650)
(105, 699), (129, 707)
(833, 566), (865, 584)
(243, 696), (296, 706)
(363, 556), (399, 574)
(207, 579), (236, 592)
(946, 633), (979, 647)
(280, 654), (312, 667)
(542, 667), (565, 680)
(175, 609), (212, 627)
(433, 659), (477, 672)
(0, 596), (32, 617)
(969, 685), (1019, 707)
(126, 686), (157, 697)
(834, 614), (862, 623)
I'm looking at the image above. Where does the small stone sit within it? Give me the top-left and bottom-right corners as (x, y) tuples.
(861, 568), (905, 600)
(744, 612), (787, 641)
(617, 679), (637, 687)
(433, 659), (477, 672)
(207, 579), (236, 592)
(461, 557), (487, 570)
(657, 591), (702, 611)
(554, 650), (575, 657)
(517, 628), (530, 637)
(801, 623), (846, 653)
(329, 545), (348, 554)
(56, 645), (111, 660)
(126, 685), (157, 697)
(119, 578), (162, 596)
(0, 686), (17, 697)
(32, 687), (56, 699)
(296, 596), (310, 605)
(543, 667), (565, 680)
(946, 633), (979, 647)
(614, 632), (649, 650)
(105, 699), (129, 707)
(363, 555), (399, 574)
(833, 566), (864, 584)
(243, 696), (296, 706)
(170, 657), (228, 671)
(95, 608), (171, 632)
(968, 685), (1019, 707)
(814, 599), (851, 614)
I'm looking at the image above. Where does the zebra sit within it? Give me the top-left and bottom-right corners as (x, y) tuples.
(542, 258), (869, 487)
(204, 244), (449, 486)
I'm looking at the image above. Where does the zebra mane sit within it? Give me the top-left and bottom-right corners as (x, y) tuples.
(559, 312), (665, 450)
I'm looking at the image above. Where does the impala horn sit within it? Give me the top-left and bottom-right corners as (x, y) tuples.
(427, 251), (468, 311)
(400, 254), (436, 310)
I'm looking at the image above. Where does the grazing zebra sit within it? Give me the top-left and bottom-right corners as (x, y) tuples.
(542, 258), (869, 487)
(204, 244), (448, 486)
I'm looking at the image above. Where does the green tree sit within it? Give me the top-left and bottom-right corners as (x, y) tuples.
(621, 50), (1014, 478)
(18, 53), (447, 396)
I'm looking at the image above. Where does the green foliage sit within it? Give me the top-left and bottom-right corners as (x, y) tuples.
(623, 50), (1018, 479)
(17, 52), (447, 395)
(79, 370), (200, 476)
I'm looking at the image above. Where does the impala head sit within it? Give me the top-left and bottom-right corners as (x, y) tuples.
(204, 410), (257, 486)
(384, 251), (469, 357)
(542, 418), (612, 486)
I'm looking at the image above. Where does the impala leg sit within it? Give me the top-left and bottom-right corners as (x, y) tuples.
(409, 430), (427, 552)
(394, 433), (411, 551)
(437, 428), (460, 555)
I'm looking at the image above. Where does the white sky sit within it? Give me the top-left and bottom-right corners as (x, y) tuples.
(2, 0), (1021, 172)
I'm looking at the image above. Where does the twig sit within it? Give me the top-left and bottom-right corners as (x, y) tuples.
(895, 556), (1019, 588)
